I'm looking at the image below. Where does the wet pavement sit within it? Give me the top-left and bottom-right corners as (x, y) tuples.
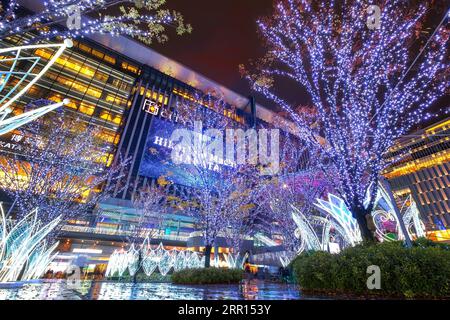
(0, 279), (304, 300)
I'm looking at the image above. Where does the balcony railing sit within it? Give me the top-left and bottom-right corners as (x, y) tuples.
(60, 225), (188, 242)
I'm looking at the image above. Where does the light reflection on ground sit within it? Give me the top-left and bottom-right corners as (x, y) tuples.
(0, 280), (304, 300)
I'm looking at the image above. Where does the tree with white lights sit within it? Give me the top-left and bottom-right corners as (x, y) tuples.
(242, 0), (449, 240)
(183, 171), (255, 268)
(220, 172), (261, 268)
(129, 177), (173, 281)
(0, 111), (128, 234)
(0, 0), (191, 44)
(131, 178), (171, 245)
(256, 135), (330, 258)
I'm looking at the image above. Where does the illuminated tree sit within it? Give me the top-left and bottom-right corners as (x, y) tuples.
(128, 177), (173, 281)
(242, 0), (449, 240)
(182, 171), (253, 268)
(131, 178), (171, 245)
(174, 92), (260, 267)
(0, 0), (191, 44)
(0, 111), (129, 234)
(256, 135), (330, 260)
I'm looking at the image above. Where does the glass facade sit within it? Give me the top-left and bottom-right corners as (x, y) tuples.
(383, 118), (450, 234)
(0, 34), (138, 158)
(96, 64), (256, 240)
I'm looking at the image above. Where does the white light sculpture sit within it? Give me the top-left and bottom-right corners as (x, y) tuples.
(21, 241), (59, 281)
(106, 239), (206, 278)
(126, 244), (140, 276)
(315, 194), (362, 246)
(0, 40), (72, 135)
(271, 184), (427, 266)
(402, 199), (426, 238)
(367, 183), (426, 241)
(223, 252), (249, 269)
(313, 184), (426, 246)
(0, 203), (61, 282)
(291, 205), (322, 251)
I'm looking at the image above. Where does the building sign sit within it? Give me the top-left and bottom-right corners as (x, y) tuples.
(142, 99), (178, 122)
(138, 118), (226, 187)
(142, 99), (159, 116)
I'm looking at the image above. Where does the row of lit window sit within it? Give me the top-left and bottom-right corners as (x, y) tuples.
(35, 48), (135, 95)
(6, 74), (126, 128)
(413, 169), (450, 189)
(417, 187), (450, 205)
(44, 71), (128, 110)
(48, 94), (122, 126)
(73, 40), (116, 65)
(425, 119), (450, 135)
(45, 71), (102, 98)
(72, 40), (141, 75)
(420, 200), (450, 217)
(2, 53), (130, 113)
(386, 119), (450, 158)
(8, 101), (120, 145)
(384, 150), (450, 179)
(139, 87), (169, 105)
(385, 137), (449, 165)
(35, 48), (104, 81)
(171, 89), (245, 124)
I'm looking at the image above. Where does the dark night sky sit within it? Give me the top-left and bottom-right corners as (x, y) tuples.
(151, 0), (276, 108)
(151, 1), (448, 124)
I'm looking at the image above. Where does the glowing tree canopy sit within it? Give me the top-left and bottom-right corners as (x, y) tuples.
(242, 0), (449, 240)
(314, 194), (362, 247)
(0, 40), (72, 135)
(0, 0), (191, 44)
(0, 203), (61, 282)
(0, 110), (130, 232)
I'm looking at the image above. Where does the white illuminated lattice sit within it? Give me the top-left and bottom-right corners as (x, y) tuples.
(315, 194), (362, 246)
(105, 237), (207, 278)
(0, 203), (61, 282)
(269, 183), (427, 266)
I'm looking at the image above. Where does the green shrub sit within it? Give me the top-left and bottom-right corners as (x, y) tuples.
(292, 241), (450, 298)
(107, 272), (171, 282)
(172, 268), (243, 285)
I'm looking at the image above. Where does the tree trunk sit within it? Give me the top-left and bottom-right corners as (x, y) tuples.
(204, 245), (212, 268)
(353, 208), (376, 242)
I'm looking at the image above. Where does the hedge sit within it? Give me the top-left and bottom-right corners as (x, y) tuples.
(107, 271), (171, 282)
(291, 239), (450, 298)
(171, 268), (243, 285)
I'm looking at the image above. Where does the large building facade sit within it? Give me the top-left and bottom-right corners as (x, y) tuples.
(384, 118), (450, 241)
(0, 28), (286, 274)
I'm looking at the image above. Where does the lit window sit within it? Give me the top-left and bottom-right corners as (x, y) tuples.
(99, 110), (122, 124)
(104, 55), (116, 65)
(78, 43), (91, 53)
(79, 102), (95, 116)
(105, 94), (127, 107)
(91, 49), (104, 60)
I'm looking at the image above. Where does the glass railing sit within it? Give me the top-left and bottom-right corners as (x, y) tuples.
(60, 225), (189, 242)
